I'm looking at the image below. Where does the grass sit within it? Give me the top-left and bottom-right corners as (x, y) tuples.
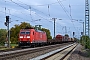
(10, 44), (18, 47)
(82, 47), (90, 57)
(0, 44), (4, 46)
(87, 49), (90, 57)
(0, 48), (10, 50)
(0, 44), (18, 50)
(10, 44), (18, 48)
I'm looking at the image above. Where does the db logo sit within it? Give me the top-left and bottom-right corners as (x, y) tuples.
(24, 35), (26, 38)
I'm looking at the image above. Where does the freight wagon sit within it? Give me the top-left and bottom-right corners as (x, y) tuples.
(55, 34), (74, 42)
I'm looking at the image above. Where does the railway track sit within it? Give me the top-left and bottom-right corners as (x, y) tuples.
(0, 43), (74, 60)
(30, 43), (77, 60)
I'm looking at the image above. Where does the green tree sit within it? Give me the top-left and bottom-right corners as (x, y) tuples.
(34, 25), (52, 39)
(10, 25), (20, 44)
(0, 29), (7, 45)
(74, 37), (79, 42)
(20, 22), (32, 29)
(41, 28), (52, 39)
(80, 35), (90, 49)
(10, 22), (32, 44)
(64, 34), (69, 37)
(10, 22), (52, 44)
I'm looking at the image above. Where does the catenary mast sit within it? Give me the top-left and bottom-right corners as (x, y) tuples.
(85, 0), (89, 37)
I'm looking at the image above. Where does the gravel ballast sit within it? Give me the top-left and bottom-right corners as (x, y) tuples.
(68, 44), (90, 60)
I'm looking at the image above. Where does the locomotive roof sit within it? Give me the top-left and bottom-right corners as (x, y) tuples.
(20, 29), (45, 33)
(35, 30), (44, 32)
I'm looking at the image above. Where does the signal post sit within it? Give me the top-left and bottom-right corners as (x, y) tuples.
(5, 16), (10, 48)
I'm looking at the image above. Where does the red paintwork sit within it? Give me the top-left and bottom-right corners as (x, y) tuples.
(19, 29), (47, 43)
(55, 34), (63, 41)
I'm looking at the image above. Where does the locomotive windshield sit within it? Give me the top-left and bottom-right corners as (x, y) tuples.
(26, 32), (30, 34)
(20, 32), (25, 34)
(20, 31), (30, 34)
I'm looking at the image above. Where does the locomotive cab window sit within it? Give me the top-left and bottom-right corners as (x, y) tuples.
(20, 32), (25, 34)
(26, 32), (30, 34)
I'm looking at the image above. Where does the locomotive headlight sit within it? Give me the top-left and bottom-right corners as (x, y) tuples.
(20, 36), (23, 38)
(27, 36), (30, 38)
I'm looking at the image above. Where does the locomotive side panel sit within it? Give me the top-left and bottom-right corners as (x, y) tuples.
(34, 31), (47, 43)
(42, 32), (47, 42)
(34, 31), (41, 43)
(30, 29), (35, 43)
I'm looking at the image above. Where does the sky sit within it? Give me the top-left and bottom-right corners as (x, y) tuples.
(0, 0), (85, 38)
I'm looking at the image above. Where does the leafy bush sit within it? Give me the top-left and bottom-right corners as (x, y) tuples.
(80, 35), (90, 49)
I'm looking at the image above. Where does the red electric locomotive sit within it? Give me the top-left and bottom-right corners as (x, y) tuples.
(18, 29), (47, 47)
